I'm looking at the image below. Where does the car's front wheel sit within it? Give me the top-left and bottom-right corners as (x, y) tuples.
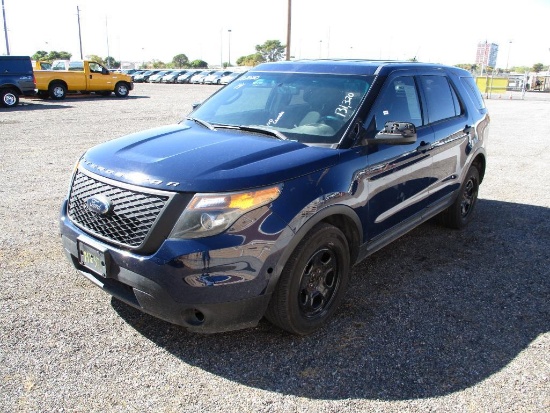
(114, 82), (130, 97)
(266, 223), (350, 335)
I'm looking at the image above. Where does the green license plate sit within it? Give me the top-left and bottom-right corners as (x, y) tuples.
(78, 240), (109, 278)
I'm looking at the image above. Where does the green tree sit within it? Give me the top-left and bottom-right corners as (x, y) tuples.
(32, 51), (49, 61)
(236, 53), (264, 67)
(33, 51), (72, 61)
(255, 40), (285, 62)
(532, 63), (544, 73)
(151, 59), (166, 69)
(455, 63), (477, 72)
(87, 54), (105, 64)
(104, 56), (120, 68)
(173, 54), (189, 68)
(190, 59), (208, 68)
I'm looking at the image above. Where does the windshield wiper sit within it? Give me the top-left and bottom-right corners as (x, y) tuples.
(186, 117), (216, 130)
(214, 124), (287, 140)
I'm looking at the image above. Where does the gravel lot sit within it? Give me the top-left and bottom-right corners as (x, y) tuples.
(1, 84), (549, 412)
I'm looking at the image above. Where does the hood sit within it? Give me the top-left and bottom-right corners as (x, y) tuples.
(80, 123), (341, 192)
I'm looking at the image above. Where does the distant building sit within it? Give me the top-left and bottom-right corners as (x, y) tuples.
(476, 42), (499, 69)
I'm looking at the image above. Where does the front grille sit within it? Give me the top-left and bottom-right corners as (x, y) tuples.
(68, 170), (170, 248)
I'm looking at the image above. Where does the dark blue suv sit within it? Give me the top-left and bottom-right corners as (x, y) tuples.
(59, 59), (489, 335)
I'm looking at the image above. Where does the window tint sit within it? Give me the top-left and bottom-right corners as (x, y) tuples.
(419, 75), (461, 123)
(460, 76), (486, 110)
(373, 76), (422, 130)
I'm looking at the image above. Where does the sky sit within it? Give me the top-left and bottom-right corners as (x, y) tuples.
(2, 0), (549, 69)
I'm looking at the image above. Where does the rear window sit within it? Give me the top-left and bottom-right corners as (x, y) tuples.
(419, 75), (462, 123)
(460, 76), (486, 110)
(0, 57), (32, 73)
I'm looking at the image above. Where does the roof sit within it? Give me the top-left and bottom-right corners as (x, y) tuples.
(252, 59), (465, 76)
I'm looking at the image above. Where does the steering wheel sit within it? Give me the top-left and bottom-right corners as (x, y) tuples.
(319, 115), (345, 130)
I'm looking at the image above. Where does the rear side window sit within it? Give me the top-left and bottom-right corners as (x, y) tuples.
(419, 75), (461, 123)
(460, 76), (486, 110)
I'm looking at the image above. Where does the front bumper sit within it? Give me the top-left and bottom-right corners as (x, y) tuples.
(60, 201), (289, 333)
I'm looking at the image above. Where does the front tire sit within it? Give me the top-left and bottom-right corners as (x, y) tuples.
(265, 223), (350, 335)
(439, 164), (480, 229)
(1, 88), (19, 108)
(114, 82), (130, 97)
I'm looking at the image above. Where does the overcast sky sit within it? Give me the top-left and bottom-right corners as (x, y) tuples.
(3, 0), (549, 68)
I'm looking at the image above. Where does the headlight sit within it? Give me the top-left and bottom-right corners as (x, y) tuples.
(170, 186), (281, 239)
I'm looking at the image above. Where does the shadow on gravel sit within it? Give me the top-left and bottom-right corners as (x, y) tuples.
(1, 94), (149, 111)
(1, 101), (73, 111)
(112, 198), (550, 401)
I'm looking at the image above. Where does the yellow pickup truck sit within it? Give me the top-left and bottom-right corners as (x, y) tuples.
(34, 60), (133, 99)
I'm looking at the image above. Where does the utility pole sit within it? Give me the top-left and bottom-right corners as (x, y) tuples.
(2, 0), (10, 55)
(77, 6), (83, 59)
(227, 29), (231, 66)
(105, 16), (110, 67)
(286, 0), (291, 60)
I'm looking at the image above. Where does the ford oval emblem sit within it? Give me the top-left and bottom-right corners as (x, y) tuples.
(86, 195), (112, 215)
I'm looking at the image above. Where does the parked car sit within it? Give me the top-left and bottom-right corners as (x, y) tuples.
(176, 70), (202, 84)
(149, 70), (172, 83)
(203, 70), (233, 85)
(219, 71), (245, 85)
(129, 70), (145, 81)
(134, 70), (162, 83)
(59, 59), (489, 335)
(189, 70), (216, 84)
(161, 70), (188, 83)
(0, 55), (36, 108)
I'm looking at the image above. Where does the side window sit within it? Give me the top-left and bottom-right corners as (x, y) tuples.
(372, 76), (422, 131)
(419, 75), (462, 123)
(88, 63), (102, 74)
(68, 61), (84, 71)
(460, 76), (486, 110)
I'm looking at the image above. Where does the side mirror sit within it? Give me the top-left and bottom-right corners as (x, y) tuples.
(192, 103), (201, 110)
(367, 121), (417, 145)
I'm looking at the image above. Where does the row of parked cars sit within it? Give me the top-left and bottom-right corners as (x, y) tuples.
(127, 69), (244, 85)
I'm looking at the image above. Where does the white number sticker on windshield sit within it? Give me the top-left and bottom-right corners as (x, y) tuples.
(334, 92), (356, 118)
(267, 111), (284, 126)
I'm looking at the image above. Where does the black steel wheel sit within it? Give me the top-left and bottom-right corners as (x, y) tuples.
(265, 223), (350, 335)
(439, 164), (480, 229)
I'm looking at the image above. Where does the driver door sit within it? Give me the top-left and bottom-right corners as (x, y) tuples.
(362, 74), (436, 240)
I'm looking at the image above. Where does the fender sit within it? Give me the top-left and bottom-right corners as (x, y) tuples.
(264, 202), (363, 295)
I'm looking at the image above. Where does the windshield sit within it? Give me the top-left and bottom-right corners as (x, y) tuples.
(190, 71), (373, 146)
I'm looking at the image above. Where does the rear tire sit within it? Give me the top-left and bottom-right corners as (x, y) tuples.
(439, 164), (480, 229)
(265, 223), (350, 335)
(48, 82), (67, 100)
(1, 88), (19, 108)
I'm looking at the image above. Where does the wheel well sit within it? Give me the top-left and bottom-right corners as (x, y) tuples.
(322, 214), (361, 265)
(472, 154), (486, 183)
(49, 80), (68, 89)
(1, 85), (21, 94)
